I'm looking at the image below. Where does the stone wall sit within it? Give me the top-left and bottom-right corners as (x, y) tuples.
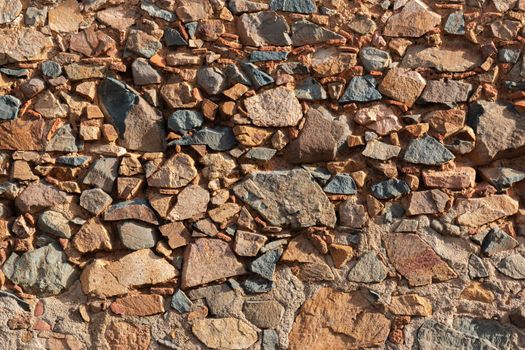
(0, 0), (524, 349)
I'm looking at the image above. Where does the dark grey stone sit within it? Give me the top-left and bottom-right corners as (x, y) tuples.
(371, 179), (411, 199)
(168, 110), (204, 133)
(496, 254), (525, 279)
(359, 46), (391, 72)
(323, 174), (357, 195)
(249, 51), (289, 62)
(291, 20), (344, 46)
(140, 0), (176, 21)
(171, 289), (193, 313)
(240, 62), (274, 89)
(169, 126), (237, 151)
(481, 227), (519, 256)
(249, 248), (283, 281)
(225, 64), (252, 86)
(403, 135), (455, 165)
(339, 75), (382, 103)
(0, 95), (21, 120)
(242, 277), (274, 293)
(270, 0), (316, 13)
(244, 147), (277, 161)
(295, 77), (327, 100)
(41, 61), (62, 78)
(164, 28), (188, 46)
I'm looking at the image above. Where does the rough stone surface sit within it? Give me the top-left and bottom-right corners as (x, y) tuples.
(192, 318), (258, 349)
(244, 86), (302, 127)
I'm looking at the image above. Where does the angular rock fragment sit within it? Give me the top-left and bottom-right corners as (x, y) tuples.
(379, 68), (426, 107)
(147, 153), (197, 188)
(384, 233), (457, 286)
(291, 20), (344, 46)
(420, 80), (473, 104)
(454, 195), (519, 227)
(104, 199), (159, 225)
(82, 157), (119, 193)
(384, 0), (441, 37)
(38, 210), (71, 238)
(339, 75), (382, 103)
(168, 185), (209, 221)
(0, 95), (21, 120)
(233, 169), (336, 228)
(80, 188), (113, 215)
(324, 174), (357, 195)
(354, 104), (402, 135)
(15, 181), (67, 213)
(403, 135), (455, 165)
(402, 43), (483, 72)
(496, 254), (525, 279)
(244, 86), (302, 127)
(362, 140), (401, 160)
(371, 179), (411, 200)
(192, 318), (258, 349)
(406, 190), (449, 216)
(118, 221), (157, 251)
(112, 294), (164, 316)
(72, 218), (112, 254)
(237, 11), (291, 47)
(422, 167), (476, 189)
(347, 252), (388, 283)
(0, 28), (53, 64)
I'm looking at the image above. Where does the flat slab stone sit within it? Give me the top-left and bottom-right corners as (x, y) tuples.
(0, 28), (53, 65)
(237, 11), (291, 47)
(401, 43), (483, 72)
(453, 194), (519, 227)
(384, 0), (441, 37)
(233, 169), (336, 228)
(192, 318), (258, 349)
(244, 86), (302, 127)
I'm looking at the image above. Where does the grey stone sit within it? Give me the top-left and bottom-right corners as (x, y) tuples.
(125, 29), (162, 58)
(171, 289), (193, 313)
(291, 20), (344, 46)
(0, 95), (21, 120)
(82, 157), (119, 193)
(480, 167), (525, 190)
(164, 28), (188, 46)
(249, 248), (283, 280)
(188, 283), (239, 317)
(359, 47), (391, 72)
(481, 227), (519, 256)
(249, 51), (288, 62)
(197, 67), (227, 95)
(270, 0), (316, 13)
(168, 110), (204, 132)
(371, 178), (411, 199)
(98, 77), (166, 151)
(41, 60), (62, 78)
(0, 0), (22, 24)
(347, 251), (388, 283)
(229, 0), (269, 14)
(240, 62), (274, 89)
(46, 124), (79, 152)
(286, 107), (349, 164)
(140, 0), (176, 21)
(262, 329), (279, 350)
(24, 6), (47, 26)
(131, 58), (161, 85)
(2, 244), (76, 296)
(117, 220), (157, 250)
(237, 11), (291, 47)
(225, 64), (252, 86)
(453, 317), (513, 350)
(242, 277), (274, 293)
(403, 135), (455, 165)
(324, 174), (357, 195)
(244, 147), (277, 161)
(499, 48), (520, 63)
(15, 182), (68, 213)
(80, 188), (113, 215)
(243, 300), (284, 329)
(0, 67), (28, 77)
(234, 169), (336, 228)
(295, 77), (327, 100)
(169, 126), (237, 151)
(38, 210), (71, 238)
(468, 254), (489, 279)
(496, 254), (525, 279)
(444, 12), (465, 35)
(396, 219), (419, 232)
(339, 75), (382, 103)
(348, 13), (376, 34)
(510, 305), (525, 328)
(420, 80), (473, 104)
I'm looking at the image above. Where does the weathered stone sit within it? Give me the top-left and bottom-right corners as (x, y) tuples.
(176, 0), (212, 22)
(141, 0), (177, 21)
(481, 227), (518, 256)
(404, 135), (455, 165)
(359, 47), (391, 72)
(38, 210), (71, 238)
(161, 82), (200, 108)
(422, 167), (476, 189)
(354, 104), (402, 135)
(480, 167), (525, 190)
(460, 282), (494, 303)
(244, 147), (277, 161)
(160, 222), (191, 249)
(147, 153), (197, 188)
(310, 48), (357, 77)
(192, 318), (258, 349)
(237, 11), (291, 47)
(347, 252), (388, 283)
(510, 305), (525, 328)
(402, 43), (483, 72)
(384, 233), (457, 287)
(0, 0), (22, 24)
(126, 29), (161, 58)
(0, 28), (53, 65)
(234, 169), (336, 228)
(491, 19), (521, 40)
(164, 28), (187, 47)
(324, 174), (357, 195)
(229, 0), (269, 14)
(384, 0), (441, 37)
(80, 188), (113, 215)
(406, 190), (449, 216)
(244, 86), (302, 127)
(112, 294), (164, 316)
(234, 230), (267, 257)
(420, 80), (473, 104)
(82, 157), (119, 193)
(454, 195), (519, 227)
(197, 67), (227, 95)
(64, 63), (106, 81)
(104, 199), (159, 225)
(270, 0), (316, 13)
(469, 100), (525, 165)
(497, 254), (525, 279)
(249, 248), (282, 280)
(2, 244), (76, 296)
(72, 218), (112, 253)
(15, 181), (67, 213)
(243, 300), (284, 329)
(339, 199), (368, 228)
(389, 294), (432, 316)
(46, 124), (78, 152)
(286, 106), (349, 163)
(291, 20), (344, 46)
(249, 50), (288, 62)
(339, 75), (382, 103)
(168, 185), (209, 221)
(371, 179), (411, 200)
(98, 77), (166, 152)
(289, 288), (390, 349)
(170, 126), (237, 151)
(468, 254), (489, 279)
(81, 249), (177, 297)
(131, 58), (161, 85)
(117, 221), (157, 251)
(105, 321), (150, 350)
(349, 13), (377, 34)
(96, 6), (138, 31)
(48, 0), (83, 33)
(295, 77), (327, 100)
(445, 11), (465, 35)
(379, 68), (426, 107)
(182, 238), (246, 288)
(362, 140), (401, 160)
(168, 110), (204, 132)
(171, 289), (193, 313)
(0, 95), (21, 120)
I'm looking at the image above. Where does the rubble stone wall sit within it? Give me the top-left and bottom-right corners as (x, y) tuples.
(0, 0), (525, 349)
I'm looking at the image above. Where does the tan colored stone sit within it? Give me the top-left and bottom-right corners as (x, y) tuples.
(11, 161), (38, 181)
(460, 282), (495, 303)
(48, 0), (83, 33)
(72, 218), (112, 254)
(454, 195), (519, 227)
(384, 233), (457, 287)
(401, 43), (483, 72)
(289, 288), (390, 350)
(233, 125), (273, 146)
(111, 294), (165, 316)
(422, 167), (476, 189)
(147, 153), (198, 188)
(354, 104), (402, 136)
(104, 321), (150, 350)
(159, 222), (191, 249)
(208, 202), (241, 224)
(281, 235), (325, 264)
(0, 28), (53, 64)
(192, 318), (258, 349)
(329, 244), (354, 268)
(234, 230), (267, 257)
(96, 6), (137, 31)
(406, 190), (449, 216)
(310, 48), (357, 77)
(168, 185), (209, 221)
(181, 238), (246, 288)
(160, 82), (200, 108)
(384, 0), (441, 37)
(244, 86), (303, 127)
(176, 0), (212, 22)
(379, 67), (426, 107)
(389, 294), (433, 316)
(15, 181), (67, 213)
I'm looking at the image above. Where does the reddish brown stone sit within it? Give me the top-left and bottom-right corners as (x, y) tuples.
(111, 294), (165, 316)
